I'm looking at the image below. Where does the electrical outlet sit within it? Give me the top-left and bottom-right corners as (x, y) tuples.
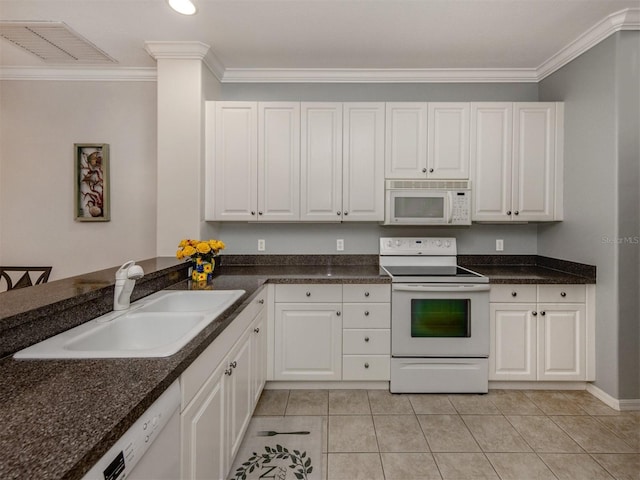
(258, 239), (265, 251)
(336, 239), (344, 251)
(496, 239), (504, 251)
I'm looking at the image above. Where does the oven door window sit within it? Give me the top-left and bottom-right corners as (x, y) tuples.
(410, 299), (470, 337)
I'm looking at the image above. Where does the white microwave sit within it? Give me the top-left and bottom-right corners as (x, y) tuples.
(384, 180), (472, 225)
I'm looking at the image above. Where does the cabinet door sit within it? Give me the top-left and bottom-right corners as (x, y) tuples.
(258, 102), (300, 221)
(537, 304), (586, 381)
(342, 103), (385, 221)
(181, 362), (227, 480)
(226, 327), (253, 462)
(274, 303), (342, 380)
(385, 102), (428, 178)
(427, 103), (470, 179)
(489, 304), (537, 380)
(470, 103), (513, 221)
(513, 103), (556, 221)
(250, 308), (267, 407)
(213, 102), (258, 221)
(300, 103), (343, 221)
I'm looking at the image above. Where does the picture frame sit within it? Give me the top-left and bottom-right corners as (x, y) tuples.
(74, 143), (110, 222)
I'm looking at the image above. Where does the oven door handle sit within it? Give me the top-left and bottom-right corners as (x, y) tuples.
(392, 284), (491, 292)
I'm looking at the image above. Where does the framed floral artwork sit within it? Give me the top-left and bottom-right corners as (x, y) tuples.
(74, 143), (110, 222)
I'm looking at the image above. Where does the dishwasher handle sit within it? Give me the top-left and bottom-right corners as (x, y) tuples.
(393, 284), (491, 292)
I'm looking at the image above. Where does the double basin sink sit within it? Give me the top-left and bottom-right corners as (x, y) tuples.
(14, 290), (245, 359)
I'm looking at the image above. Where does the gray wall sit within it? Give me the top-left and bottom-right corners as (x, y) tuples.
(208, 82), (540, 256)
(538, 32), (640, 400)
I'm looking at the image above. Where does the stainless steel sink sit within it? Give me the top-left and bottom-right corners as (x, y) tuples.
(14, 289), (245, 359)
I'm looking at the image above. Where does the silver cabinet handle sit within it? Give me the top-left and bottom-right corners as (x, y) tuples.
(306, 292), (311, 297)
(561, 292), (567, 297)
(364, 292), (370, 297)
(532, 311), (537, 316)
(336, 311), (341, 316)
(540, 311), (546, 316)
(254, 327), (260, 333)
(421, 168), (427, 173)
(429, 168), (434, 173)
(507, 210), (512, 215)
(344, 211), (349, 216)
(225, 368), (232, 376)
(364, 311), (370, 316)
(258, 211), (263, 215)
(230, 361), (237, 369)
(337, 211), (341, 216)
(364, 337), (370, 342)
(511, 292), (517, 297)
(251, 211), (256, 216)
(364, 363), (370, 369)
(258, 299), (265, 304)
(514, 211), (519, 215)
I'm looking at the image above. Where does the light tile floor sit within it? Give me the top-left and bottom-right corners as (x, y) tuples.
(253, 389), (639, 480)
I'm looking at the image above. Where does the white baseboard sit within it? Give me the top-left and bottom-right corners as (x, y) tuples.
(587, 384), (640, 411)
(265, 381), (389, 390)
(489, 381), (587, 391)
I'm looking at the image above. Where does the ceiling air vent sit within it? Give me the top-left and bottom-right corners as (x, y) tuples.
(0, 21), (116, 64)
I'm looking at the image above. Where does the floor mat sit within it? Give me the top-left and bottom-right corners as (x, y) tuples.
(229, 416), (323, 480)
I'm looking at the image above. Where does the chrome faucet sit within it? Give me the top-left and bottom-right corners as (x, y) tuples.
(114, 261), (144, 311)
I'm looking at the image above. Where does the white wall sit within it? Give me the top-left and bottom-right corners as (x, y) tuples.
(0, 80), (157, 280)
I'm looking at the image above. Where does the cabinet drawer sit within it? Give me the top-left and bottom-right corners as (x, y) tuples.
(343, 284), (390, 303)
(537, 285), (586, 303)
(342, 304), (390, 328)
(275, 284), (342, 303)
(343, 329), (390, 355)
(490, 285), (537, 303)
(342, 355), (390, 380)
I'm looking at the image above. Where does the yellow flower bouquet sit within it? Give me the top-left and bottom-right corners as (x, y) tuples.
(176, 238), (225, 284)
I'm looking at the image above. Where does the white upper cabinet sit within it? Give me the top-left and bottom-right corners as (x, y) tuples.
(258, 102), (300, 221)
(513, 103), (558, 221)
(385, 103), (428, 178)
(300, 102), (343, 221)
(208, 102), (258, 221)
(342, 103), (385, 221)
(471, 102), (563, 222)
(470, 103), (513, 221)
(427, 103), (470, 179)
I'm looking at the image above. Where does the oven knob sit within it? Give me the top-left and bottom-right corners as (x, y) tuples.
(395, 240), (402, 246)
(445, 240), (451, 247)
(436, 240), (442, 247)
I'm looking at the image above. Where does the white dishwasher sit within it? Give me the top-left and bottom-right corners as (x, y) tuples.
(81, 380), (181, 480)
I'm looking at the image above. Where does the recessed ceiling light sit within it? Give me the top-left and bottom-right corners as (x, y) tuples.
(167, 0), (197, 15)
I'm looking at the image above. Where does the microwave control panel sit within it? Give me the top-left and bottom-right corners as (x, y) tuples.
(451, 191), (471, 224)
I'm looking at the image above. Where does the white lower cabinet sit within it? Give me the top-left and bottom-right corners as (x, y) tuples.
(273, 283), (391, 382)
(489, 284), (588, 382)
(180, 289), (267, 480)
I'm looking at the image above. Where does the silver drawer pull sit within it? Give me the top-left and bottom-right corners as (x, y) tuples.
(306, 292), (311, 297)
(336, 311), (341, 316)
(364, 337), (370, 342)
(364, 363), (370, 369)
(254, 327), (260, 333)
(364, 292), (370, 297)
(532, 311), (537, 316)
(540, 311), (546, 316)
(225, 368), (232, 376)
(511, 291), (517, 297)
(561, 292), (567, 297)
(364, 311), (370, 316)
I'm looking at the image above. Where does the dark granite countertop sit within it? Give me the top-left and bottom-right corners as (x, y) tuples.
(0, 254), (594, 480)
(0, 263), (387, 480)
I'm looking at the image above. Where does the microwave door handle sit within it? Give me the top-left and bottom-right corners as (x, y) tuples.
(446, 191), (454, 223)
(393, 284), (491, 292)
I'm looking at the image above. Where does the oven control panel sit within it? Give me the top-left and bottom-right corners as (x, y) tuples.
(380, 237), (457, 256)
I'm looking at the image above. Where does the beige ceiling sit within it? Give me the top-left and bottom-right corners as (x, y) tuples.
(0, 0), (638, 80)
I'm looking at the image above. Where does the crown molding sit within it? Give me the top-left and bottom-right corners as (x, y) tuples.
(0, 66), (156, 81)
(1, 9), (637, 83)
(536, 7), (640, 81)
(220, 67), (539, 83)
